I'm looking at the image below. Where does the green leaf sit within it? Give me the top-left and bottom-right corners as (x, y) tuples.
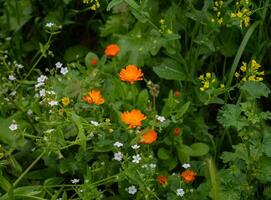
(175, 101), (190, 119)
(136, 89), (149, 109)
(158, 148), (171, 160)
(69, 112), (86, 151)
(153, 58), (187, 81)
(177, 144), (192, 163)
(217, 104), (248, 131)
(85, 52), (98, 68)
(64, 45), (89, 62)
(191, 143), (210, 157)
(107, 0), (123, 11)
(241, 81), (270, 99)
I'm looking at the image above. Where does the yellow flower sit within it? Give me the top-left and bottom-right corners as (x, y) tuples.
(119, 65), (144, 84)
(235, 72), (240, 78)
(159, 19), (165, 24)
(83, 90), (105, 105)
(220, 84), (225, 89)
(62, 97), (71, 106)
(121, 109), (146, 129)
(206, 72), (211, 79)
(240, 62), (247, 72)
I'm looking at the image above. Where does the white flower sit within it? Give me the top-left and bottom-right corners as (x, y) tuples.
(27, 109), (33, 115)
(90, 120), (99, 126)
(35, 82), (44, 88)
(70, 178), (80, 184)
(113, 152), (123, 161)
(55, 62), (63, 69)
(131, 144), (140, 150)
(37, 75), (47, 83)
(182, 163), (191, 169)
(127, 185), (137, 195)
(10, 91), (16, 96)
(9, 122), (18, 131)
(8, 75), (16, 81)
(176, 188), (185, 197)
(48, 100), (58, 106)
(149, 163), (156, 169)
(132, 154), (141, 164)
(45, 22), (54, 28)
(155, 115), (166, 122)
(44, 129), (55, 133)
(16, 64), (24, 69)
(39, 89), (46, 97)
(60, 67), (68, 75)
(113, 142), (123, 148)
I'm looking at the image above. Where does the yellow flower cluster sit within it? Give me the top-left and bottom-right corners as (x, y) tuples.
(230, 0), (251, 28)
(83, 0), (100, 11)
(235, 60), (264, 81)
(199, 72), (217, 91)
(159, 19), (173, 35)
(211, 1), (224, 25)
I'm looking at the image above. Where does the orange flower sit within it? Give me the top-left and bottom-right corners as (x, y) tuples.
(174, 90), (181, 97)
(83, 90), (105, 105)
(157, 175), (168, 185)
(121, 109), (146, 128)
(105, 44), (120, 58)
(119, 65), (144, 84)
(140, 130), (158, 144)
(181, 170), (197, 183)
(91, 58), (98, 65)
(174, 127), (181, 136)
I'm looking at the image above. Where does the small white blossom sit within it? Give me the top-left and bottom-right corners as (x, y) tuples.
(39, 89), (46, 97)
(45, 22), (54, 28)
(149, 163), (156, 169)
(70, 178), (80, 184)
(35, 82), (44, 88)
(48, 100), (58, 106)
(176, 188), (185, 197)
(60, 67), (68, 75)
(131, 144), (140, 150)
(113, 152), (123, 161)
(132, 154), (141, 164)
(44, 129), (55, 133)
(127, 185), (137, 195)
(90, 120), (99, 126)
(55, 62), (63, 69)
(155, 115), (166, 122)
(9, 122), (18, 131)
(27, 109), (33, 115)
(8, 75), (16, 81)
(37, 75), (47, 83)
(16, 64), (24, 69)
(113, 142), (123, 148)
(182, 163), (191, 169)
(10, 91), (16, 96)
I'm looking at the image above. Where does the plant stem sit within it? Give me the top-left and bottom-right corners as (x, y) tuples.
(13, 151), (45, 187)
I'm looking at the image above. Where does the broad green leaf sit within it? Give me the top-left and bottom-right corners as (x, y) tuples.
(191, 143), (210, 157)
(64, 45), (89, 62)
(153, 58), (187, 81)
(241, 81), (270, 99)
(175, 101), (190, 119)
(177, 144), (192, 163)
(158, 148), (171, 160)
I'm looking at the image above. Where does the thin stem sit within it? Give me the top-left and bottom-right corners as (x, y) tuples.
(13, 151), (45, 187)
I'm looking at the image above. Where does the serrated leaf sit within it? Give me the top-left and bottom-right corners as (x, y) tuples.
(217, 104), (248, 131)
(241, 81), (270, 99)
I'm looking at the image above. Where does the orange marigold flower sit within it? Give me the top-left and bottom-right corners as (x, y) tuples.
(181, 170), (197, 183)
(91, 58), (98, 65)
(121, 109), (146, 128)
(105, 44), (120, 58)
(157, 175), (168, 185)
(119, 65), (144, 84)
(174, 127), (181, 136)
(174, 90), (181, 97)
(140, 130), (158, 144)
(83, 90), (105, 105)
